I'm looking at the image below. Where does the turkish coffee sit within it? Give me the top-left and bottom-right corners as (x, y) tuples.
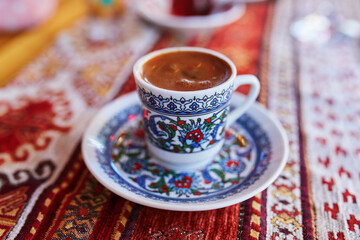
(141, 51), (232, 91)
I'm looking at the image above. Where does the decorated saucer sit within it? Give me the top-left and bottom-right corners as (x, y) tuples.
(82, 92), (288, 211)
(133, 0), (245, 32)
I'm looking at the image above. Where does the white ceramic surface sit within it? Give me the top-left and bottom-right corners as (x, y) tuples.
(82, 92), (289, 211)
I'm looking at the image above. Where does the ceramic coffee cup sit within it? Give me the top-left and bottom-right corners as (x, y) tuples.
(133, 47), (260, 170)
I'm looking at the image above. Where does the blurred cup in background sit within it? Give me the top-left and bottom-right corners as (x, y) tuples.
(0, 0), (58, 31)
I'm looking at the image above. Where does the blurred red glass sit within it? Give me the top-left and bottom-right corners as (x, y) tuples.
(171, 0), (213, 16)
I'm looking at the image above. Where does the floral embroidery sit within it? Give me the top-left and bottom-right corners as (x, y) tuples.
(0, 91), (71, 163)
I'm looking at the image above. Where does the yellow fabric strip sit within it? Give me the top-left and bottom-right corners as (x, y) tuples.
(0, 0), (89, 86)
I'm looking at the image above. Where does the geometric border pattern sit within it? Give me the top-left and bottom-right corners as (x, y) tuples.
(137, 85), (233, 115)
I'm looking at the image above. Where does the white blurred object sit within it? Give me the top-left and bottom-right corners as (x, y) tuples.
(339, 19), (360, 39)
(0, 0), (58, 31)
(290, 1), (360, 44)
(291, 14), (332, 44)
(134, 0), (245, 32)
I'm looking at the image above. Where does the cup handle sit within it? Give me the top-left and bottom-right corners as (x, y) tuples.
(226, 74), (260, 128)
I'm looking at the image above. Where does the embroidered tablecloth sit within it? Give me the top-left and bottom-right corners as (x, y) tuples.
(0, 0), (360, 239)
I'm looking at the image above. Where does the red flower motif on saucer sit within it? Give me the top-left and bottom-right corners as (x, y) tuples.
(0, 90), (72, 164)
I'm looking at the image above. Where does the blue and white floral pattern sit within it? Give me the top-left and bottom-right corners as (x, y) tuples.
(95, 104), (272, 203)
(143, 107), (228, 153)
(137, 85), (234, 115)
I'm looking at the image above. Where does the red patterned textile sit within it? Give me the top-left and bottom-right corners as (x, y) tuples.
(1, 0), (360, 239)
